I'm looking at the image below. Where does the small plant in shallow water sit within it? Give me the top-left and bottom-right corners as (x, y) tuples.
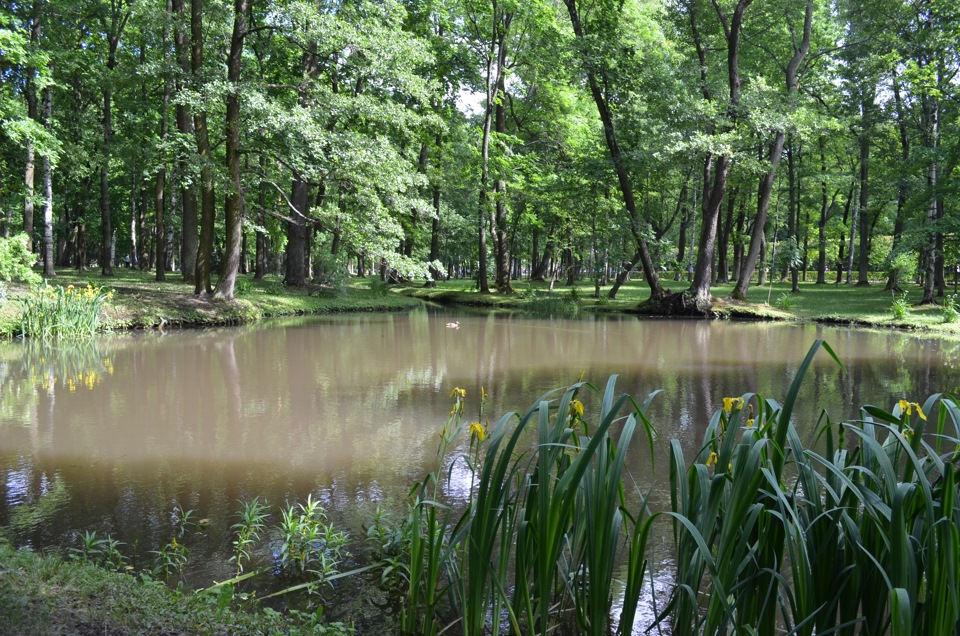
(69, 530), (127, 571)
(275, 495), (348, 584)
(231, 497), (270, 576)
(152, 535), (189, 579)
(19, 281), (112, 339)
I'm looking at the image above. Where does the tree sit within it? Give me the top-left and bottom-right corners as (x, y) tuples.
(563, 0), (665, 302)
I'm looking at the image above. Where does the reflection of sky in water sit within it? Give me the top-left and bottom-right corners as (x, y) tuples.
(5, 463), (31, 506)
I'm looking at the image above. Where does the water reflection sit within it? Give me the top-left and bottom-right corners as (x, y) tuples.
(1, 311), (959, 587)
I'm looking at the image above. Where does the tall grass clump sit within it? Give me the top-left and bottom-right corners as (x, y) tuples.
(891, 291), (910, 320)
(392, 378), (659, 635)
(19, 281), (112, 339)
(662, 339), (960, 636)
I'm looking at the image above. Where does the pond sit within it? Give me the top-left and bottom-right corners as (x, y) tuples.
(1, 308), (958, 628)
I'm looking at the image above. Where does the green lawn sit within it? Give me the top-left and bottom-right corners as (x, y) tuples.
(2, 267), (957, 337)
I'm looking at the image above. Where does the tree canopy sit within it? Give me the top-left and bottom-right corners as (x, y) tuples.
(0, 0), (957, 307)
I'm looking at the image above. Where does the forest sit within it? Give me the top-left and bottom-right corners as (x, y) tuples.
(0, 0), (958, 313)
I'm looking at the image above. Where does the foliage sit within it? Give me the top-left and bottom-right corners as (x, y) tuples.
(0, 234), (41, 287)
(18, 281), (112, 339)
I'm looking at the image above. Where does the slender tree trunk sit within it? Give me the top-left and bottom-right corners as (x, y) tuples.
(99, 3), (129, 277)
(155, 2), (171, 281)
(255, 154), (267, 280)
(816, 141), (829, 284)
(787, 136), (799, 292)
(23, 3), (41, 251)
(564, 0), (664, 301)
(173, 0), (197, 283)
(426, 135), (443, 286)
(720, 186), (737, 284)
(493, 74), (512, 292)
(846, 176), (858, 285)
(192, 0), (214, 294)
(920, 89), (940, 304)
(856, 99), (872, 286)
(732, 198), (746, 283)
(41, 87), (55, 278)
(213, 0), (250, 300)
(477, 7), (512, 294)
(731, 0), (812, 300)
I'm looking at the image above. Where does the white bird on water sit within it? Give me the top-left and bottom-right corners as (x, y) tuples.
(446, 321), (460, 329)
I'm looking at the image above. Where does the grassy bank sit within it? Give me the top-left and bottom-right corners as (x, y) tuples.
(0, 538), (350, 635)
(0, 268), (421, 337)
(397, 277), (960, 334)
(2, 268), (958, 338)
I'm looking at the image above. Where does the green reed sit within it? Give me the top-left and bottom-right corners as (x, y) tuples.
(395, 378), (658, 636)
(18, 281), (112, 339)
(663, 339), (960, 636)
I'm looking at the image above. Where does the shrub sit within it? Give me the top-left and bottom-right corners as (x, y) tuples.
(0, 233), (42, 287)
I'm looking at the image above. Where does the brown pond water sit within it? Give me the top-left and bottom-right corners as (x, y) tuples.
(1, 308), (958, 627)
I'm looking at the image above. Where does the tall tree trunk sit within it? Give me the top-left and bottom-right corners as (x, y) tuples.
(255, 154), (267, 280)
(920, 87), (940, 304)
(787, 136), (799, 292)
(213, 0), (249, 300)
(426, 135), (443, 286)
(23, 3), (41, 251)
(687, 0), (752, 310)
(192, 0), (214, 294)
(99, 3), (129, 276)
(717, 187), (737, 283)
(156, 2), (171, 281)
(816, 140), (829, 284)
(284, 41), (319, 287)
(492, 73), (511, 292)
(731, 0), (812, 300)
(564, 0), (664, 301)
(856, 95), (872, 286)
(477, 6), (512, 294)
(173, 0), (198, 283)
(41, 87), (55, 278)
(732, 197), (746, 283)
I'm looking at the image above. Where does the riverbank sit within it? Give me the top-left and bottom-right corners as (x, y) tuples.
(397, 277), (960, 335)
(1, 268), (957, 337)
(0, 538), (350, 635)
(0, 268), (421, 337)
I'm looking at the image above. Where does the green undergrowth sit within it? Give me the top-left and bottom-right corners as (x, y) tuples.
(0, 538), (350, 635)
